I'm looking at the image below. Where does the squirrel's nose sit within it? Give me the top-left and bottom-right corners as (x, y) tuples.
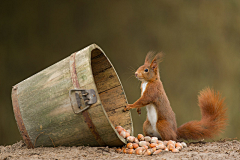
(135, 73), (138, 77)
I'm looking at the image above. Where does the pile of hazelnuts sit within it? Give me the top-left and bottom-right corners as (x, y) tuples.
(115, 126), (187, 156)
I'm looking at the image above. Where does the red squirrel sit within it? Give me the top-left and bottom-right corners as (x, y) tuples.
(123, 52), (227, 141)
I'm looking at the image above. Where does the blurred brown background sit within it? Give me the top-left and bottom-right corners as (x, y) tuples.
(1, 1), (239, 145)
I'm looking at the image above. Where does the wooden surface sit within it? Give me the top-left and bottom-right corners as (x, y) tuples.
(90, 48), (133, 133)
(13, 44), (133, 147)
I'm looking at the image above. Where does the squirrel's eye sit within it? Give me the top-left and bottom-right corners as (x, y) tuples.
(144, 69), (148, 72)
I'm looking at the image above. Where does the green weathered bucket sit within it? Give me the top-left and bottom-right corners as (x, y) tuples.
(11, 44), (133, 148)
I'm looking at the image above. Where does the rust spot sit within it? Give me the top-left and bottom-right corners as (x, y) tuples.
(70, 52), (106, 146)
(12, 85), (34, 149)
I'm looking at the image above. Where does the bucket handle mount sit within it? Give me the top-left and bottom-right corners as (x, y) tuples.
(69, 89), (97, 114)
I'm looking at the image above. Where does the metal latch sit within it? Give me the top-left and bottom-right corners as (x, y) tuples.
(69, 89), (97, 114)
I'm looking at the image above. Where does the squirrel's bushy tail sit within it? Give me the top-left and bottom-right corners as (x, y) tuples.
(177, 88), (227, 140)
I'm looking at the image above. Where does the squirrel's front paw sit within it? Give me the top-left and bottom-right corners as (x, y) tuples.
(137, 108), (141, 115)
(123, 104), (132, 112)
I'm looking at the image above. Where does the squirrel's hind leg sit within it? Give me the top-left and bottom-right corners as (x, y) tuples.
(156, 120), (177, 141)
(143, 119), (162, 139)
(143, 119), (152, 136)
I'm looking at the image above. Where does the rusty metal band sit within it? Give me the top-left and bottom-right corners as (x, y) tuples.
(69, 52), (106, 146)
(12, 86), (34, 149)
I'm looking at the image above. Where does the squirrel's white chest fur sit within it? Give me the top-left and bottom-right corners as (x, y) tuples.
(141, 81), (159, 137)
(141, 81), (148, 95)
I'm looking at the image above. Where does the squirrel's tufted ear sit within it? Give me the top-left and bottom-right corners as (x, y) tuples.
(144, 52), (155, 64)
(150, 52), (164, 71)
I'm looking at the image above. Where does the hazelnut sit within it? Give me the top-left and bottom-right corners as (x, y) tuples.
(119, 130), (127, 138)
(172, 148), (179, 153)
(163, 140), (168, 146)
(151, 147), (157, 152)
(144, 149), (152, 156)
(142, 145), (148, 150)
(115, 126), (124, 133)
(139, 141), (150, 147)
(127, 143), (133, 149)
(126, 149), (135, 154)
(151, 137), (158, 143)
(153, 149), (162, 155)
(133, 143), (139, 149)
(181, 142), (187, 148)
(144, 136), (151, 142)
(167, 140), (176, 146)
(123, 147), (127, 154)
(116, 148), (122, 153)
(127, 136), (135, 143)
(175, 142), (183, 150)
(135, 147), (143, 155)
(167, 144), (175, 151)
(156, 143), (166, 150)
(134, 137), (139, 144)
(149, 143), (157, 148)
(125, 132), (130, 138)
(137, 134), (145, 141)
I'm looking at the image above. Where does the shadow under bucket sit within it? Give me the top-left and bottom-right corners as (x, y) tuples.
(11, 44), (133, 148)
